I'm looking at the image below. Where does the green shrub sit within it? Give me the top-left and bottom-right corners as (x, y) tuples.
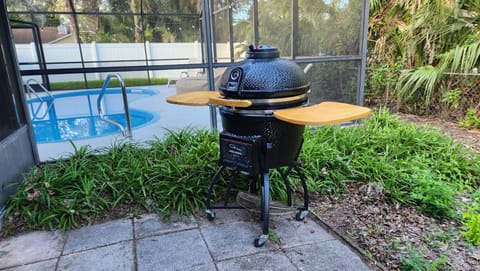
(459, 108), (480, 128)
(462, 212), (480, 245)
(462, 192), (480, 245)
(400, 249), (448, 271)
(408, 174), (457, 219)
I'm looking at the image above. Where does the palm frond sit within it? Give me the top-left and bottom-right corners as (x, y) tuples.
(395, 65), (444, 105)
(439, 41), (480, 73)
(369, 0), (388, 14)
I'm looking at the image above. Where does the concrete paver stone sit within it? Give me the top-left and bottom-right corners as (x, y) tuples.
(285, 240), (372, 271)
(272, 215), (335, 248)
(136, 229), (212, 271)
(0, 231), (63, 269)
(134, 213), (197, 239)
(216, 251), (297, 271)
(179, 263), (217, 271)
(57, 241), (134, 271)
(1, 259), (57, 271)
(196, 208), (256, 228)
(201, 221), (277, 261)
(63, 218), (132, 254)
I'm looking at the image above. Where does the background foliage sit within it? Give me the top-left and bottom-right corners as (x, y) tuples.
(367, 0), (480, 124)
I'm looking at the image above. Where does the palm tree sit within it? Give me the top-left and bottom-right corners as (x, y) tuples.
(368, 0), (480, 106)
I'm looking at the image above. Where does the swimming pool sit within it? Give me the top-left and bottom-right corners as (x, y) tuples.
(28, 88), (159, 144)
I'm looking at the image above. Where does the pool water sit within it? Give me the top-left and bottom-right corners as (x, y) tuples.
(28, 88), (159, 144)
(32, 109), (156, 144)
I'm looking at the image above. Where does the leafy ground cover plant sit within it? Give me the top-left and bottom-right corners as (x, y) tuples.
(462, 191), (480, 246)
(2, 130), (219, 234)
(400, 248), (448, 271)
(459, 108), (480, 128)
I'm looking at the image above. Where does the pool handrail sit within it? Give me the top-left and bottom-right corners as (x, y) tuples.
(25, 78), (55, 120)
(97, 73), (133, 138)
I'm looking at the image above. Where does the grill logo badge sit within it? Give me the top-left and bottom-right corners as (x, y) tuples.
(228, 143), (244, 156)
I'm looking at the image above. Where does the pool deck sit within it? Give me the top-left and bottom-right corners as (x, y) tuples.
(37, 85), (218, 161)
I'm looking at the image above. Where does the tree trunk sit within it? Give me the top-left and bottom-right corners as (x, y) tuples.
(84, 0), (99, 41)
(131, 0), (141, 42)
(65, 0), (77, 42)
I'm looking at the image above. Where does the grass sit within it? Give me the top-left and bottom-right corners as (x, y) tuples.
(49, 77), (169, 91)
(462, 190), (480, 245)
(1, 109), (479, 244)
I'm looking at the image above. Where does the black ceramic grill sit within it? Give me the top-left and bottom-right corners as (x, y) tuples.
(205, 45), (310, 247)
(218, 45), (309, 169)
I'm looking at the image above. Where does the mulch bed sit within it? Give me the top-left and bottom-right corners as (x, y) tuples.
(310, 113), (480, 270)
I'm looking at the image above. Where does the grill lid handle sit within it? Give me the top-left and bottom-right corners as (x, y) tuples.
(166, 91), (220, 106)
(208, 96), (252, 108)
(165, 91), (252, 108)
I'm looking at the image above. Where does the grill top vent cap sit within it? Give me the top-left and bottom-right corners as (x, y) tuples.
(246, 45), (280, 59)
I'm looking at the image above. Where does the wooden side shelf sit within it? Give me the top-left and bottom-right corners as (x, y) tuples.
(167, 92), (372, 126)
(166, 91), (220, 106)
(273, 102), (371, 125)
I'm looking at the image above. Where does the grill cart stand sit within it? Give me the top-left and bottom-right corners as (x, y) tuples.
(205, 131), (309, 247)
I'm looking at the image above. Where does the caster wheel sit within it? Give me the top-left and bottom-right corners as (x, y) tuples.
(254, 234), (268, 247)
(295, 209), (309, 221)
(206, 209), (216, 221)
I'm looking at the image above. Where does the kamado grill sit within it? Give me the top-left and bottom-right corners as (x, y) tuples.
(167, 45), (371, 247)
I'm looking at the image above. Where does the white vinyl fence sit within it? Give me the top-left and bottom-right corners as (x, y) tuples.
(16, 41), (237, 83)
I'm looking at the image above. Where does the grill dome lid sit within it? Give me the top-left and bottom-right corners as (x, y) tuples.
(218, 45), (310, 99)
